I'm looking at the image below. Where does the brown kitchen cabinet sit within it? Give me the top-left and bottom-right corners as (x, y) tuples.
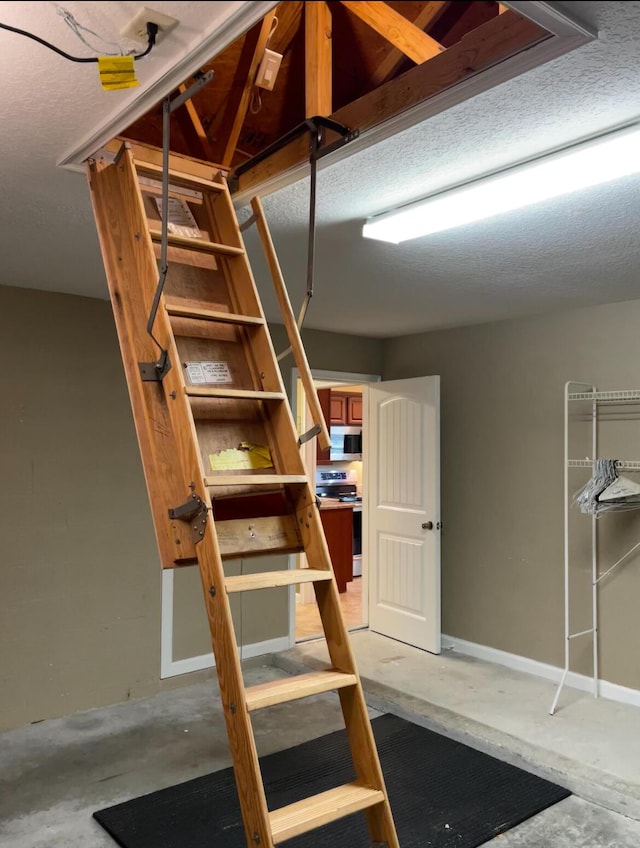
(319, 505), (353, 592)
(328, 390), (363, 425)
(347, 394), (363, 424)
(330, 393), (347, 424)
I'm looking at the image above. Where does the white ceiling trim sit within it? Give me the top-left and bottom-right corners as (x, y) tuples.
(232, 1), (597, 206)
(58, 0), (278, 171)
(507, 0), (596, 39)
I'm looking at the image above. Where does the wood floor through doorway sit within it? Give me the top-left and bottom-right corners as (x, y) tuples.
(296, 577), (363, 640)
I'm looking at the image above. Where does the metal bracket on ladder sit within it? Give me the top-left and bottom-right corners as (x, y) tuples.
(239, 212), (258, 233)
(168, 492), (208, 543)
(90, 144), (128, 168)
(298, 423), (321, 446)
(138, 348), (172, 382)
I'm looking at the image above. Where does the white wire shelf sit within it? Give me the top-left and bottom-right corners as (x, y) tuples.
(568, 390), (640, 403)
(568, 459), (640, 471)
(554, 382), (640, 715)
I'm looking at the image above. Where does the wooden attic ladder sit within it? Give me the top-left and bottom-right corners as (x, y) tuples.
(87, 142), (399, 848)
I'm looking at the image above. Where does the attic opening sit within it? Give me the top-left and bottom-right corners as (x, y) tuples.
(116, 1), (587, 199)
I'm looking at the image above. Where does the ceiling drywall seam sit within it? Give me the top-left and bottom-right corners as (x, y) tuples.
(58, 0), (279, 171)
(231, 1), (596, 207)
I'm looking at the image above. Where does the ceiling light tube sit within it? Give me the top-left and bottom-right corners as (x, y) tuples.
(362, 123), (640, 244)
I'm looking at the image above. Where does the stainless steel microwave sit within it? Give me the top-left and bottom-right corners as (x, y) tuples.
(330, 426), (362, 461)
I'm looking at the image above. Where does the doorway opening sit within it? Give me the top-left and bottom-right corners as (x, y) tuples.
(290, 369), (380, 644)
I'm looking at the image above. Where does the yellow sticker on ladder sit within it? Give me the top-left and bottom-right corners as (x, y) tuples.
(209, 443), (273, 471)
(98, 56), (139, 91)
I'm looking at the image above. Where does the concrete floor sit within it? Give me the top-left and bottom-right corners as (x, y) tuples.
(1, 665), (353, 848)
(277, 633), (640, 812)
(2, 637), (640, 847)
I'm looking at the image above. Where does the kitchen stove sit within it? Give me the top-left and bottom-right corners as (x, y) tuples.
(315, 470), (363, 576)
(315, 471), (362, 502)
(316, 484), (362, 503)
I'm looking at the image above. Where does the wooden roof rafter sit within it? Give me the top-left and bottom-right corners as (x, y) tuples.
(371, 1), (449, 86)
(269, 1), (304, 57)
(339, 1), (445, 65)
(210, 10), (278, 168)
(174, 82), (215, 162)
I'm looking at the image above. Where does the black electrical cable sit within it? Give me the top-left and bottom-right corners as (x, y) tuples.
(0, 20), (158, 63)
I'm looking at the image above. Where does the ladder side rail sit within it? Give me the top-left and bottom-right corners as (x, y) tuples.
(250, 196), (331, 451)
(87, 154), (196, 568)
(300, 521), (399, 847)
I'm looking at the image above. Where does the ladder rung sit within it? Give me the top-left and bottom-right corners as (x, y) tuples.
(187, 387), (285, 401)
(206, 474), (307, 487)
(149, 230), (244, 257)
(224, 569), (331, 592)
(269, 783), (385, 844)
(135, 159), (225, 192)
(166, 303), (264, 326)
(245, 670), (357, 711)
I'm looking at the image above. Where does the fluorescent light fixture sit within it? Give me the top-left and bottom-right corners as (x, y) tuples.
(363, 123), (640, 244)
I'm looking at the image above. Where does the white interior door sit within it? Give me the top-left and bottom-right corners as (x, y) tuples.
(365, 376), (441, 653)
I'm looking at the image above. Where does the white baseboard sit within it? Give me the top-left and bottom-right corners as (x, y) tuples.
(441, 634), (640, 709)
(242, 636), (291, 661)
(161, 636), (290, 679)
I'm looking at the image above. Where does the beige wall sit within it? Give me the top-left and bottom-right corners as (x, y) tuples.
(0, 285), (163, 729)
(0, 285), (383, 730)
(270, 324), (383, 391)
(383, 298), (640, 691)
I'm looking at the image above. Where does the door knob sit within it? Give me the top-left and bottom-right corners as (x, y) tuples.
(422, 521), (433, 530)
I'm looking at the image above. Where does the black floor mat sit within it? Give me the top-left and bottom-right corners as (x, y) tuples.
(94, 713), (569, 848)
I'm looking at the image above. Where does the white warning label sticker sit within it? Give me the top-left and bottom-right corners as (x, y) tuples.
(185, 361), (233, 385)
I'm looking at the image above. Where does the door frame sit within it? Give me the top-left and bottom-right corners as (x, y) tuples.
(288, 368), (381, 646)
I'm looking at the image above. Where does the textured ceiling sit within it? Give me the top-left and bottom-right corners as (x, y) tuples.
(245, 1), (640, 337)
(2, 2), (640, 339)
(0, 1), (270, 295)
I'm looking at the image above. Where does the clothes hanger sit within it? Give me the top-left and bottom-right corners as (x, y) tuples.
(598, 473), (640, 502)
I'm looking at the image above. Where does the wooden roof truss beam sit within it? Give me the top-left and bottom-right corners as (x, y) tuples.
(210, 10), (278, 168)
(371, 1), (449, 86)
(174, 82), (215, 162)
(339, 0), (445, 66)
(305, 1), (333, 118)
